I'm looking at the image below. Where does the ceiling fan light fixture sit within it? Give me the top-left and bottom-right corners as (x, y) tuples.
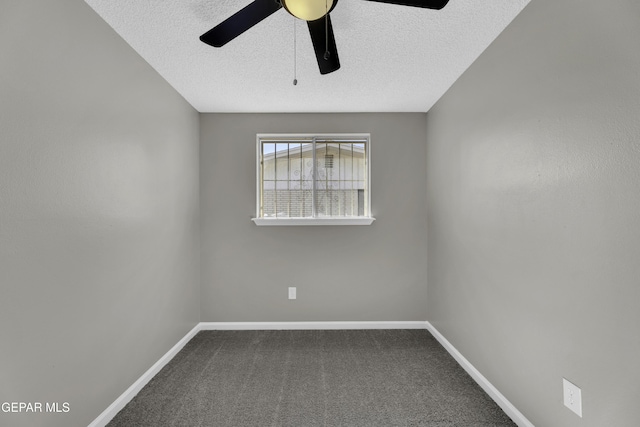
(199, 0), (450, 75)
(283, 0), (334, 21)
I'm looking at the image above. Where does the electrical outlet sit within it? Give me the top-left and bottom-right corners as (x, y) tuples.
(563, 378), (582, 417)
(288, 287), (296, 300)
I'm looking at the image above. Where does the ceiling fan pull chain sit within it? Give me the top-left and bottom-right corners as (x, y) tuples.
(324, 0), (330, 60)
(293, 16), (298, 85)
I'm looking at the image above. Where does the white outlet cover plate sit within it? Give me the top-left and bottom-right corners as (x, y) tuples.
(288, 287), (296, 300)
(563, 378), (583, 417)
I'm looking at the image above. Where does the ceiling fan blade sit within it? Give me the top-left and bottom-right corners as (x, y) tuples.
(362, 0), (449, 10)
(200, 0), (282, 47)
(307, 15), (340, 75)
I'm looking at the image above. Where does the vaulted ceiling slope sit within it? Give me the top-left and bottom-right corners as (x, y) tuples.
(85, 0), (530, 113)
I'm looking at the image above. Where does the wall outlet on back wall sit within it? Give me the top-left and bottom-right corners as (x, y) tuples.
(563, 378), (582, 417)
(288, 287), (296, 300)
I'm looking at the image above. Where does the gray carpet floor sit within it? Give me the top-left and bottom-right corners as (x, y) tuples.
(108, 330), (516, 427)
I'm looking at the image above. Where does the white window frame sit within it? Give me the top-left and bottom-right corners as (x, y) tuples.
(252, 133), (375, 226)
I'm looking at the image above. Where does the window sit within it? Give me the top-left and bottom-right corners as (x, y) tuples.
(253, 134), (375, 226)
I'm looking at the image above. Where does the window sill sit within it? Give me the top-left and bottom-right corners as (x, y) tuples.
(252, 217), (376, 226)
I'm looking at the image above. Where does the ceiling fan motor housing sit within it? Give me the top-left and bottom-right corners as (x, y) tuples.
(281, 0), (338, 21)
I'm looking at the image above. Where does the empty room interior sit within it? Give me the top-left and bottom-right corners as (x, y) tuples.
(1, 0), (639, 426)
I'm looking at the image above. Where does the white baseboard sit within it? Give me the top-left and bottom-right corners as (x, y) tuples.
(90, 320), (532, 427)
(87, 324), (201, 427)
(425, 322), (535, 427)
(199, 321), (428, 330)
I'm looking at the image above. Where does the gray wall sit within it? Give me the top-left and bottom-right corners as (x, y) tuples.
(425, 0), (640, 426)
(200, 113), (428, 322)
(0, 1), (200, 426)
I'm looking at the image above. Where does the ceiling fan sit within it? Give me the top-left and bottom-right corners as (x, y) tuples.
(199, 0), (450, 75)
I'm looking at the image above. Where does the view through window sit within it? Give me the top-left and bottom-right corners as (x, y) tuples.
(258, 135), (370, 219)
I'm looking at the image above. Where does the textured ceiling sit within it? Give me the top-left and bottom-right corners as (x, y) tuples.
(85, 0), (530, 113)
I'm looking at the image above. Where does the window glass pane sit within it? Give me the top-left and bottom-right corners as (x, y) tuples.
(275, 143), (289, 181)
(259, 136), (368, 219)
(299, 143), (313, 217)
(325, 143), (338, 180)
(262, 143), (275, 181)
(315, 141), (367, 217)
(262, 180), (275, 218)
(261, 143), (274, 217)
(288, 143), (301, 182)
